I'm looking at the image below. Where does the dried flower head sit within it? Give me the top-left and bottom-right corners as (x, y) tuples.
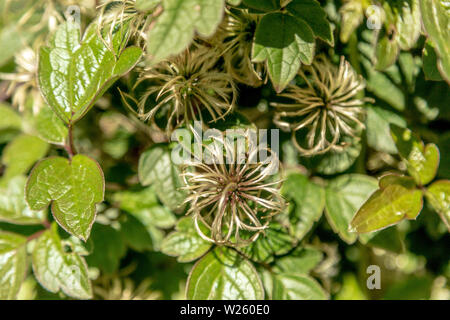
(272, 56), (371, 156)
(218, 8), (264, 87)
(97, 0), (159, 48)
(0, 45), (43, 113)
(182, 130), (285, 247)
(129, 46), (237, 133)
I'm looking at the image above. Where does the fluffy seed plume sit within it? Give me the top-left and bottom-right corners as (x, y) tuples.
(182, 130), (285, 247)
(272, 56), (371, 156)
(128, 46), (237, 134)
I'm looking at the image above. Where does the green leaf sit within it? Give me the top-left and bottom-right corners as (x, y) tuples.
(252, 12), (315, 93)
(31, 223), (92, 299)
(273, 247), (323, 274)
(0, 176), (45, 225)
(271, 273), (328, 300)
(0, 232), (27, 300)
(314, 135), (362, 175)
(0, 103), (22, 131)
(394, 0), (421, 50)
(374, 35), (399, 71)
(423, 40), (444, 81)
(243, 0), (280, 12)
(286, 0), (334, 45)
(33, 105), (68, 145)
(350, 184), (423, 233)
(0, 25), (27, 67)
(335, 273), (366, 300)
(186, 247), (264, 299)
(280, 171), (324, 240)
(425, 180), (450, 229)
(390, 125), (440, 185)
(85, 223), (126, 274)
(118, 213), (154, 252)
(138, 145), (186, 212)
(38, 21), (142, 124)
(146, 0), (225, 64)
(325, 174), (378, 243)
(420, 0), (450, 83)
(237, 222), (295, 263)
(339, 0), (363, 43)
(161, 217), (212, 262)
(1, 134), (49, 183)
(26, 155), (105, 241)
(366, 106), (406, 154)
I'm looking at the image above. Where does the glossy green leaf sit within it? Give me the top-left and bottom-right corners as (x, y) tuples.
(425, 180), (450, 229)
(38, 21), (142, 124)
(420, 0), (450, 83)
(366, 106), (406, 154)
(138, 145), (186, 212)
(186, 247), (264, 299)
(252, 12), (315, 93)
(325, 174), (378, 243)
(1, 134), (49, 183)
(286, 0), (334, 45)
(390, 125), (440, 185)
(26, 155), (105, 241)
(0, 232), (27, 300)
(33, 105), (68, 145)
(161, 217), (212, 263)
(147, 0), (225, 64)
(271, 274), (328, 300)
(237, 222), (295, 263)
(350, 184), (423, 233)
(280, 171), (324, 240)
(273, 247), (323, 274)
(0, 176), (45, 225)
(31, 223), (92, 299)
(374, 35), (399, 71)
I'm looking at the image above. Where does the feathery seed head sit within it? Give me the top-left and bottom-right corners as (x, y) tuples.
(182, 130), (285, 247)
(272, 56), (371, 156)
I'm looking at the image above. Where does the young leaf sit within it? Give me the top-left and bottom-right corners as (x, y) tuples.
(161, 217), (212, 263)
(390, 125), (440, 185)
(425, 180), (450, 230)
(252, 12), (315, 93)
(286, 0), (334, 45)
(146, 0), (225, 64)
(280, 172), (324, 240)
(366, 106), (406, 154)
(0, 176), (45, 225)
(0, 232), (27, 300)
(325, 174), (378, 243)
(420, 0), (450, 83)
(138, 145), (186, 212)
(271, 273), (328, 300)
(38, 21), (143, 124)
(1, 134), (49, 183)
(350, 184), (423, 233)
(33, 105), (68, 145)
(31, 223), (92, 299)
(26, 155), (105, 241)
(186, 247), (264, 299)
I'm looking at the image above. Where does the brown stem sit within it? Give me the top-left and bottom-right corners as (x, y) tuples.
(65, 124), (77, 158)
